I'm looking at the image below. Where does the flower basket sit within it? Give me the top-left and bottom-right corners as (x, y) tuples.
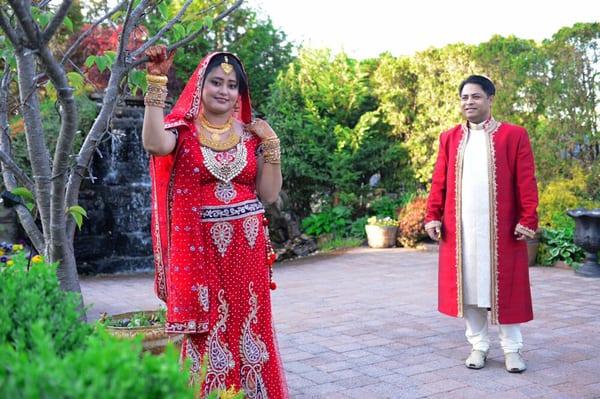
(365, 225), (398, 248)
(102, 310), (183, 355)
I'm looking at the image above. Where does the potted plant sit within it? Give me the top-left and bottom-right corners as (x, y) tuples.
(365, 216), (398, 248)
(99, 307), (182, 354)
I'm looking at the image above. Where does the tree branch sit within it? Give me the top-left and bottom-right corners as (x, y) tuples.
(168, 0), (243, 51)
(119, 0), (150, 58)
(0, 8), (20, 48)
(1, 54), (44, 252)
(60, 0), (128, 65)
(0, 65), (35, 192)
(42, 0), (72, 43)
(130, 0), (244, 70)
(14, 40), (53, 246)
(7, 0), (41, 46)
(130, 0), (195, 59)
(0, 148), (35, 192)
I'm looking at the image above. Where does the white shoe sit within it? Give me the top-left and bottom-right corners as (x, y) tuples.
(505, 351), (527, 373)
(465, 349), (487, 369)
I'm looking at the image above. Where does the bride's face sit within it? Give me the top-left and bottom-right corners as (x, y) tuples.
(201, 66), (240, 116)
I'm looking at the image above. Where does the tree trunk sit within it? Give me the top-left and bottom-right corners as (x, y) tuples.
(15, 45), (53, 252)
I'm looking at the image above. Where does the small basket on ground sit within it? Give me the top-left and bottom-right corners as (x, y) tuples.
(102, 310), (182, 354)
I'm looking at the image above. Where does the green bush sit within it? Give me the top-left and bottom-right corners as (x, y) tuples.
(538, 228), (585, 266)
(538, 167), (597, 229)
(350, 216), (369, 239)
(301, 206), (352, 238)
(0, 325), (197, 399)
(367, 196), (403, 219)
(0, 248), (234, 398)
(0, 251), (92, 356)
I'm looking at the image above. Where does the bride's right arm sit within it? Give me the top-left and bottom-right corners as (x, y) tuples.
(142, 107), (176, 156)
(141, 45), (177, 156)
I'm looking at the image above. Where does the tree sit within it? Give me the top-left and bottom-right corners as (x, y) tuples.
(540, 23), (599, 176)
(265, 49), (413, 215)
(410, 44), (478, 184)
(0, 0), (244, 295)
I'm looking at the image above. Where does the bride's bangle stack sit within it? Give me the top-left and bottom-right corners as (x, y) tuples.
(262, 136), (281, 164)
(144, 74), (168, 108)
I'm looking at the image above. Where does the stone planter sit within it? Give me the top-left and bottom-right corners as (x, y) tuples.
(104, 310), (183, 354)
(567, 208), (600, 277)
(365, 225), (397, 248)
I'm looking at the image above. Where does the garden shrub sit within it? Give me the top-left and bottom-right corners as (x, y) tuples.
(350, 216), (369, 239)
(537, 228), (585, 266)
(301, 205), (352, 238)
(0, 251), (92, 356)
(0, 325), (197, 399)
(537, 167), (600, 267)
(538, 167), (589, 229)
(397, 196), (428, 247)
(0, 248), (238, 398)
(367, 195), (404, 219)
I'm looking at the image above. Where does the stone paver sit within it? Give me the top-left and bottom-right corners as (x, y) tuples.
(81, 247), (600, 398)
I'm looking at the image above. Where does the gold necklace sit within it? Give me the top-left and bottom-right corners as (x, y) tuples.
(198, 131), (241, 151)
(199, 114), (233, 141)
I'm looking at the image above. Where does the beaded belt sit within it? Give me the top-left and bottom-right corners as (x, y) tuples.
(199, 199), (265, 222)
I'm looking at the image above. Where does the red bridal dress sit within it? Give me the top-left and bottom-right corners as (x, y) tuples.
(149, 52), (288, 398)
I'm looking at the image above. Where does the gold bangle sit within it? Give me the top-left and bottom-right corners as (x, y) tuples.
(144, 87), (167, 108)
(145, 84), (168, 95)
(144, 97), (166, 108)
(262, 140), (281, 164)
(146, 74), (168, 85)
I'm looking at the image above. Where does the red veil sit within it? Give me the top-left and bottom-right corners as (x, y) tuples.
(149, 52), (252, 302)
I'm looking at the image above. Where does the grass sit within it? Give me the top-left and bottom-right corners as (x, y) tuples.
(317, 236), (364, 252)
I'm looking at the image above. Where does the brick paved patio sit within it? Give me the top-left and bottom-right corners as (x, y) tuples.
(81, 247), (600, 398)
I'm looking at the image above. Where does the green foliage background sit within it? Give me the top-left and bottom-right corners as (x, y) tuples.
(265, 23), (599, 228)
(1, 1), (597, 251)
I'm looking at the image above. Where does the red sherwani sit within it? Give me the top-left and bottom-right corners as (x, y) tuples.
(425, 119), (538, 324)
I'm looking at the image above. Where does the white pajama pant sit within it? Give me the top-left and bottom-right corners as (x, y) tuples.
(464, 305), (523, 353)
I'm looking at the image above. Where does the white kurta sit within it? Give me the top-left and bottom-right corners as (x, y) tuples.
(461, 124), (491, 307)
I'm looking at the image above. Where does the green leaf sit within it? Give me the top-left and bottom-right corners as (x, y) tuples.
(158, 1), (169, 19)
(63, 16), (73, 33)
(37, 12), (51, 28)
(202, 16), (213, 30)
(104, 51), (117, 62)
(71, 213), (83, 230)
(67, 72), (84, 90)
(128, 69), (147, 93)
(95, 55), (109, 73)
(11, 187), (34, 203)
(172, 24), (186, 41)
(68, 205), (87, 217)
(111, 10), (123, 22)
(67, 205), (87, 230)
(84, 55), (97, 68)
(186, 20), (203, 36)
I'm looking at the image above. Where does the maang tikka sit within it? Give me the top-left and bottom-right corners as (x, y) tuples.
(221, 55), (233, 75)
